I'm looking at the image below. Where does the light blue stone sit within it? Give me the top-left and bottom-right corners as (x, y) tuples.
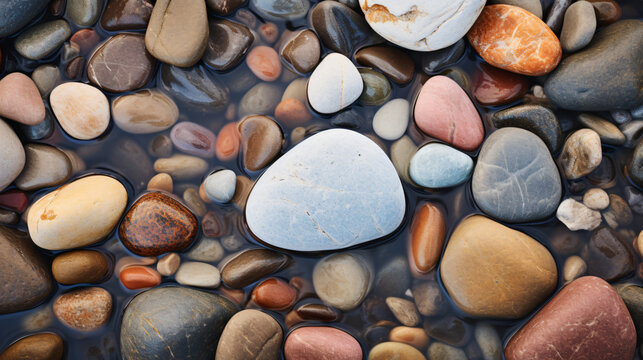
(409, 143), (473, 188)
(246, 129), (405, 252)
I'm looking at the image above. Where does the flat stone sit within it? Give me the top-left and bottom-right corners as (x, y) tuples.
(472, 63), (529, 106)
(355, 46), (414, 85)
(175, 261), (221, 288)
(53, 287), (112, 331)
(220, 248), (291, 288)
(284, 326), (362, 360)
(0, 333), (63, 360)
(15, 143), (72, 191)
(14, 20), (71, 60)
(440, 215), (558, 318)
(558, 128), (602, 179)
(66, 0), (104, 26)
(215, 310), (282, 360)
(112, 89), (178, 134)
(583, 227), (634, 282)
(0, 72), (46, 126)
(279, 29), (321, 74)
(561, 1), (596, 52)
(0, 119), (25, 192)
(251, 0), (308, 20)
(246, 129), (405, 251)
(556, 198), (602, 231)
(468, 4), (562, 76)
(577, 113), (626, 145)
(204, 19), (253, 71)
(101, 0), (153, 31)
(505, 276), (636, 360)
(473, 127), (562, 222)
(0, 0), (48, 37)
(185, 238), (224, 262)
(491, 104), (562, 152)
(307, 53), (363, 114)
(159, 63), (229, 110)
(153, 154), (208, 180)
(372, 98), (409, 141)
(50, 82), (110, 140)
(360, 0), (485, 51)
(310, 1), (379, 56)
(313, 252), (373, 311)
(410, 143), (473, 188)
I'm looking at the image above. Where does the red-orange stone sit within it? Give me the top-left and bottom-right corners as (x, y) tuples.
(472, 63), (529, 106)
(408, 203), (445, 277)
(251, 277), (297, 310)
(216, 122), (241, 162)
(119, 192), (198, 256)
(119, 265), (161, 289)
(70, 29), (100, 56)
(467, 5), (562, 76)
(246, 45), (282, 82)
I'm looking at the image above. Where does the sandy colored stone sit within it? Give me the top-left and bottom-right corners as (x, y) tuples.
(52, 250), (109, 285)
(563, 255), (586, 282)
(153, 154), (208, 180)
(215, 309), (283, 360)
(388, 326), (429, 350)
(0, 333), (63, 360)
(558, 128), (602, 179)
(0, 72), (45, 125)
(50, 82), (110, 140)
(556, 198), (602, 231)
(583, 187), (609, 210)
(368, 342), (425, 360)
(157, 253), (180, 276)
(386, 297), (420, 326)
(113, 89), (178, 134)
(53, 287), (112, 331)
(147, 172), (173, 192)
(313, 252), (373, 311)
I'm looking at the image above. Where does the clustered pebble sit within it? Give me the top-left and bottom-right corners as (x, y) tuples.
(0, 0), (642, 359)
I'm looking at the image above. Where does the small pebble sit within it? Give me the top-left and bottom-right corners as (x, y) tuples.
(175, 262), (221, 289)
(556, 198), (602, 231)
(115, 256), (157, 277)
(120, 265), (162, 290)
(558, 129), (602, 179)
(372, 98), (409, 141)
(385, 297), (420, 327)
(563, 255), (587, 283)
(251, 277), (297, 310)
(147, 173), (173, 193)
(246, 45), (282, 82)
(388, 326), (429, 350)
(583, 188), (609, 210)
(53, 287), (112, 331)
(157, 253), (180, 276)
(204, 169), (237, 203)
(185, 237), (224, 262)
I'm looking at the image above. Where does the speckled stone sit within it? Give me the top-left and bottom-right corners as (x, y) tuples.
(215, 310), (283, 360)
(53, 287), (112, 331)
(119, 192), (198, 256)
(0, 0), (48, 38)
(490, 104), (562, 152)
(66, 0), (104, 26)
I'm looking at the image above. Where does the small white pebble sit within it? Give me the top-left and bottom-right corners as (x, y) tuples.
(175, 262), (221, 289)
(556, 198), (602, 231)
(583, 188), (609, 210)
(563, 255), (587, 283)
(204, 169), (236, 203)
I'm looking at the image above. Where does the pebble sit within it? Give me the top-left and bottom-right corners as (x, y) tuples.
(239, 115), (283, 171)
(388, 326), (429, 350)
(331, 109), (362, 129)
(231, 175), (253, 210)
(355, 46), (414, 85)
(558, 128), (602, 179)
(204, 169), (236, 203)
(204, 19), (254, 71)
(624, 187), (643, 215)
(252, 278), (297, 310)
(279, 29), (321, 74)
(216, 122), (241, 162)
(374, 256), (410, 297)
(0, 119), (25, 192)
(20, 105), (54, 141)
(410, 143), (473, 189)
(577, 113), (626, 145)
(0, 333), (63, 360)
(246, 129), (405, 251)
(246, 46), (282, 82)
(307, 53), (363, 114)
(408, 203), (446, 277)
(440, 215), (557, 318)
(0, 227), (53, 314)
(87, 33), (155, 93)
(621, 121), (643, 148)
(440, 67), (470, 90)
(556, 198), (602, 231)
(603, 194), (633, 228)
(156, 253), (180, 276)
(31, 65), (62, 96)
(0, 0), (48, 37)
(560, 1), (596, 52)
(386, 297), (420, 326)
(0, 209), (19, 226)
(475, 323), (503, 360)
(28, 175), (127, 250)
(492, 0), (542, 17)
(372, 98), (409, 141)
(0, 72), (45, 126)
(175, 262), (221, 289)
(220, 248), (291, 288)
(53, 287), (112, 331)
(185, 238), (223, 263)
(282, 77), (308, 103)
(181, 188), (205, 215)
(286, 303), (342, 327)
(284, 326), (362, 360)
(275, 98), (311, 127)
(260, 22), (279, 43)
(587, 0), (622, 25)
(115, 256), (156, 277)
(583, 188), (610, 210)
(421, 39), (466, 74)
(207, 0), (245, 15)
(544, 20), (642, 111)
(614, 284), (643, 342)
(545, 0), (571, 31)
(120, 287), (236, 358)
(14, 20), (71, 60)
(587, 156), (616, 188)
(505, 276), (636, 359)
(14, 144), (71, 191)
(631, 139), (643, 188)
(52, 250), (109, 285)
(490, 104), (562, 152)
(101, 0), (153, 31)
(159, 63), (229, 110)
(427, 342), (467, 360)
(413, 281), (445, 316)
(309, 1), (377, 55)
(369, 342), (425, 360)
(251, 0), (309, 20)
(468, 4), (562, 75)
(238, 82), (281, 116)
(153, 154), (208, 180)
(313, 252), (373, 311)
(414, 75), (484, 151)
(169, 121), (216, 158)
(216, 310), (283, 360)
(112, 90), (178, 134)
(585, 227), (635, 281)
(65, 56), (85, 80)
(70, 29), (100, 55)
(119, 192), (197, 256)
(145, 0), (208, 67)
(473, 128), (562, 223)
(119, 265), (161, 289)
(424, 316), (471, 347)
(66, 0), (103, 26)
(50, 82), (110, 140)
(472, 63), (529, 106)
(358, 68), (392, 106)
(563, 255), (587, 282)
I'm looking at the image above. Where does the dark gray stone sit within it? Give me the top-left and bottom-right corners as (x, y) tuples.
(615, 284), (643, 342)
(491, 104), (562, 152)
(624, 186), (643, 215)
(204, 19), (253, 71)
(159, 63), (230, 110)
(373, 256), (410, 297)
(422, 39), (466, 74)
(630, 138), (643, 188)
(20, 103), (54, 141)
(0, 0), (48, 38)
(331, 110), (363, 129)
(545, 0), (571, 32)
(582, 227), (634, 282)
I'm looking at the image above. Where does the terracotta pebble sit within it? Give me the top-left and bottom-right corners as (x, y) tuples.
(274, 98), (311, 127)
(0, 72), (45, 125)
(119, 265), (161, 290)
(251, 277), (297, 310)
(246, 46), (282, 82)
(408, 203), (446, 277)
(114, 256), (156, 277)
(285, 326), (362, 360)
(216, 122), (241, 162)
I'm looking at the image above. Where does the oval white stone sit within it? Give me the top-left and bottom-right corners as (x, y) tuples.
(175, 261), (221, 289)
(373, 98), (410, 141)
(307, 53), (363, 114)
(204, 169), (236, 203)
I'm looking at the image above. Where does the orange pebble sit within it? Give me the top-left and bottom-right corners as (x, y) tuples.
(216, 122), (241, 162)
(246, 45), (282, 81)
(120, 265), (161, 290)
(70, 29), (100, 56)
(389, 326), (430, 350)
(408, 203), (445, 278)
(251, 278), (297, 310)
(260, 22), (279, 43)
(275, 98), (311, 127)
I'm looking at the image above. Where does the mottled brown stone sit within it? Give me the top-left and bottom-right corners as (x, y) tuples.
(0, 333), (63, 360)
(101, 0), (154, 31)
(53, 287), (112, 331)
(355, 46), (414, 85)
(583, 227), (634, 282)
(220, 248), (290, 288)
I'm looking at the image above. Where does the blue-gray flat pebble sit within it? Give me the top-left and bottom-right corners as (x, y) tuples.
(409, 143), (473, 188)
(0, 0), (48, 38)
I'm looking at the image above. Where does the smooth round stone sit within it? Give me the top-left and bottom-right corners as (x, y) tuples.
(491, 0), (542, 17)
(558, 128), (602, 179)
(359, 0), (485, 51)
(285, 326), (362, 360)
(50, 82), (109, 140)
(410, 143), (473, 189)
(28, 175), (127, 250)
(32, 65), (62, 96)
(373, 256), (410, 297)
(70, 29), (100, 56)
(157, 253), (180, 276)
(101, 0), (153, 31)
(153, 154), (208, 180)
(475, 324), (503, 360)
(112, 89), (178, 134)
(0, 119), (25, 192)
(0, 227), (53, 314)
(313, 252), (373, 311)
(414, 75), (484, 151)
(115, 256), (156, 277)
(355, 46), (415, 85)
(207, 0), (245, 15)
(53, 287), (112, 331)
(250, 0), (309, 20)
(159, 63), (229, 110)
(246, 129), (405, 251)
(0, 72), (45, 126)
(309, 1), (378, 56)
(473, 128), (562, 223)
(145, 0), (208, 67)
(358, 68), (392, 106)
(577, 113), (626, 145)
(545, 20), (642, 111)
(505, 276), (636, 359)
(369, 342), (425, 360)
(468, 4), (562, 76)
(584, 188), (610, 210)
(0, 333), (63, 360)
(386, 297), (420, 326)
(631, 139), (643, 188)
(282, 77), (308, 103)
(587, 0), (621, 25)
(427, 343), (466, 360)
(170, 121), (216, 158)
(288, 303), (342, 326)
(119, 192), (198, 256)
(120, 265), (161, 289)
(216, 122), (241, 162)
(560, 1), (596, 52)
(275, 98), (311, 127)
(87, 33), (154, 93)
(14, 20), (71, 60)
(563, 255), (587, 282)
(373, 98), (409, 141)
(238, 82), (281, 117)
(52, 250), (109, 285)
(246, 46), (282, 82)
(421, 39), (466, 74)
(279, 29), (321, 74)
(216, 310), (282, 360)
(220, 248), (291, 288)
(175, 261), (221, 289)
(204, 169), (236, 203)
(15, 143), (71, 191)
(239, 115), (283, 171)
(185, 238), (224, 262)
(204, 19), (253, 71)
(584, 227), (635, 281)
(491, 104), (562, 152)
(388, 327), (429, 350)
(121, 287), (237, 359)
(472, 63), (529, 106)
(251, 278), (297, 310)
(66, 0), (104, 26)
(440, 215), (558, 318)
(308, 53), (363, 114)
(0, 0), (48, 37)
(556, 198), (602, 231)
(408, 203), (445, 276)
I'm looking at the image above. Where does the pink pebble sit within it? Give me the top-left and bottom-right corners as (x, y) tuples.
(246, 45), (282, 82)
(170, 121), (217, 158)
(284, 326), (362, 360)
(0, 72), (45, 125)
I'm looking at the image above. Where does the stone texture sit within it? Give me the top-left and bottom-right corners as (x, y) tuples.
(66, 0), (104, 26)
(284, 326), (362, 360)
(0, 73), (45, 126)
(50, 82), (110, 140)
(101, 0), (153, 31)
(0, 333), (63, 360)
(175, 262), (220, 288)
(355, 46), (414, 84)
(239, 115), (283, 171)
(14, 20), (71, 60)
(215, 310), (282, 360)
(204, 19), (253, 71)
(112, 89), (178, 134)
(556, 198), (602, 231)
(307, 53), (363, 114)
(52, 250), (109, 285)
(53, 287), (112, 331)
(409, 143), (473, 189)
(490, 104), (562, 152)
(220, 248), (291, 288)
(15, 143), (71, 191)
(279, 29), (321, 74)
(369, 342), (425, 360)
(560, 1), (596, 52)
(472, 63), (529, 106)
(0, 119), (25, 192)
(0, 0), (48, 37)
(153, 154), (209, 180)
(120, 265), (161, 289)
(440, 215), (558, 318)
(252, 278), (297, 310)
(313, 252), (373, 311)
(583, 227), (635, 282)
(558, 128), (602, 179)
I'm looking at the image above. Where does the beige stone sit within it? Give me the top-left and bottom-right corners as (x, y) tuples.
(50, 82), (110, 140)
(147, 172), (173, 192)
(558, 129), (602, 179)
(157, 253), (180, 276)
(112, 90), (178, 134)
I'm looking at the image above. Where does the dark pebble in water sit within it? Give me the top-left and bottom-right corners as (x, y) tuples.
(545, 0), (572, 32)
(0, 0), (48, 38)
(331, 109), (363, 129)
(220, 248), (291, 288)
(355, 45), (415, 85)
(100, 0), (153, 31)
(582, 227), (635, 282)
(204, 19), (254, 71)
(490, 104), (562, 153)
(421, 39), (466, 74)
(159, 63), (230, 110)
(207, 0), (246, 15)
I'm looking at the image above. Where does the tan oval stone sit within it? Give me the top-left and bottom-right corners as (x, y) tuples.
(368, 342), (426, 360)
(27, 175), (128, 250)
(0, 333), (63, 360)
(215, 309), (283, 360)
(153, 155), (208, 180)
(147, 172), (173, 192)
(52, 250), (109, 285)
(558, 128), (602, 179)
(112, 89), (178, 134)
(53, 287), (112, 331)
(440, 215), (558, 318)
(50, 82), (110, 140)
(388, 326), (429, 350)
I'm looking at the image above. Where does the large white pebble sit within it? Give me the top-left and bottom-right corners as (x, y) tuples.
(50, 82), (110, 140)
(204, 169), (236, 203)
(307, 53), (363, 114)
(175, 262), (221, 289)
(373, 98), (409, 141)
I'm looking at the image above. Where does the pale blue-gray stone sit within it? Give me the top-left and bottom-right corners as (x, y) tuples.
(472, 127), (562, 223)
(250, 0), (310, 20)
(409, 143), (473, 188)
(0, 0), (48, 38)
(246, 129), (405, 252)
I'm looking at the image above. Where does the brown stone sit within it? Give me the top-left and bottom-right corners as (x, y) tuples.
(202, 211), (231, 237)
(14, 143), (72, 191)
(583, 227), (634, 282)
(65, 56), (85, 80)
(239, 115), (283, 171)
(0, 333), (63, 360)
(586, 0), (621, 25)
(231, 175), (253, 210)
(279, 29), (321, 74)
(204, 19), (253, 71)
(472, 63), (529, 106)
(52, 250), (109, 285)
(220, 248), (290, 288)
(388, 326), (429, 350)
(408, 203), (445, 277)
(70, 29), (100, 56)
(215, 309), (283, 360)
(355, 46), (415, 85)
(206, 0), (246, 15)
(53, 287), (112, 331)
(101, 0), (154, 31)
(251, 277), (297, 310)
(119, 192), (198, 256)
